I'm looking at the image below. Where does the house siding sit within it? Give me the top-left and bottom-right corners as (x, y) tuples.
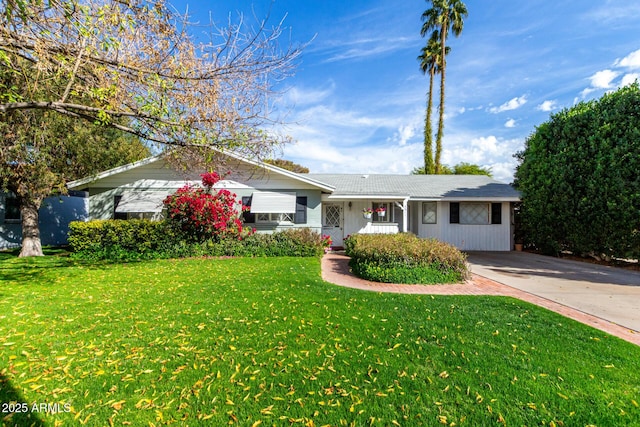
(343, 200), (400, 237)
(0, 193), (89, 250)
(415, 201), (512, 251)
(78, 158), (325, 233)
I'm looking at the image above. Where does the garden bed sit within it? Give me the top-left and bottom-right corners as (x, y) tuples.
(344, 233), (469, 284)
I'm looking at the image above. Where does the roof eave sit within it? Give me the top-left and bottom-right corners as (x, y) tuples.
(67, 155), (163, 189)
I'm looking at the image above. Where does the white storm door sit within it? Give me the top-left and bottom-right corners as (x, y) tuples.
(322, 203), (344, 247)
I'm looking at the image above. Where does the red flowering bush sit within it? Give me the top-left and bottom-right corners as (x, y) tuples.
(163, 172), (252, 241)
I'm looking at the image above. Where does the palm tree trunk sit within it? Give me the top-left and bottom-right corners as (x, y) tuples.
(424, 69), (435, 174)
(435, 24), (448, 175)
(18, 199), (44, 257)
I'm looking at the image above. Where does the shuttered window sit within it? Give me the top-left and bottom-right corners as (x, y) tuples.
(242, 196), (255, 223)
(491, 203), (502, 224)
(450, 202), (499, 225)
(294, 196), (307, 224)
(449, 202), (460, 224)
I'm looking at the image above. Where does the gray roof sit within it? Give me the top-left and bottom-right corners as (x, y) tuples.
(304, 174), (521, 200)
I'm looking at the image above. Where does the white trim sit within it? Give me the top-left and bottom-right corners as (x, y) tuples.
(68, 150), (336, 193)
(412, 197), (520, 202)
(323, 194), (408, 201)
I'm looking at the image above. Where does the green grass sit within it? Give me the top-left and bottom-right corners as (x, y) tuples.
(1, 253), (639, 426)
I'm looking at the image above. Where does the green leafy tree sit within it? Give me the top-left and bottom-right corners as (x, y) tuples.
(451, 162), (492, 176)
(0, 108), (150, 257)
(418, 30), (449, 174)
(412, 162), (490, 176)
(421, 0), (467, 174)
(514, 83), (640, 259)
(0, 0), (301, 256)
(265, 159), (309, 173)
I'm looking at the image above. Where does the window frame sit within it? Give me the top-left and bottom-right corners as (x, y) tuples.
(256, 212), (294, 224)
(421, 201), (437, 224)
(371, 202), (394, 223)
(450, 202), (501, 225)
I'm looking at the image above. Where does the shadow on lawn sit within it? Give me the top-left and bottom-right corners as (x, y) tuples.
(0, 372), (46, 427)
(0, 247), (111, 286)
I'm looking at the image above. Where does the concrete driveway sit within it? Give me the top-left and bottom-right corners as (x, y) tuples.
(466, 251), (640, 333)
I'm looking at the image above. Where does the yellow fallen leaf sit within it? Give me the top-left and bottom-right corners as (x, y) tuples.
(111, 400), (126, 410)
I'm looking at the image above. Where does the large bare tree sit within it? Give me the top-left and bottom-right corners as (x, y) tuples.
(0, 0), (303, 256)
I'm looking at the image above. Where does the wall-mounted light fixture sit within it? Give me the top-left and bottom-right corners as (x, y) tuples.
(348, 201), (352, 210)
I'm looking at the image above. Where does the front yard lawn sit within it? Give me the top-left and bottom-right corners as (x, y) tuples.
(1, 254), (639, 426)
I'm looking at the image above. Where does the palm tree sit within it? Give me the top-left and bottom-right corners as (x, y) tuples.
(418, 30), (449, 174)
(421, 0), (467, 174)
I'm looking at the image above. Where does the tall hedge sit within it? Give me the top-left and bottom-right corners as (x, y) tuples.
(514, 83), (640, 258)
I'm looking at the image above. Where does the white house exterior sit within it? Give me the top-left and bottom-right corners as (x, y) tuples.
(2, 152), (520, 251)
(66, 153), (334, 235)
(304, 174), (521, 251)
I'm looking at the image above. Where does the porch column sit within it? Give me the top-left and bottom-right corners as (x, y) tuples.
(402, 198), (408, 233)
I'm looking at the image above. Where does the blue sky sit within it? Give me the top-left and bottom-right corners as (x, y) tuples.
(181, 0), (640, 182)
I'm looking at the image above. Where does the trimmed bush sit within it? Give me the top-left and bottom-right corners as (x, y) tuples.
(68, 219), (180, 261)
(344, 233), (469, 284)
(68, 220), (327, 261)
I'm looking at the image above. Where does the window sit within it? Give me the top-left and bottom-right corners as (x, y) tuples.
(4, 194), (21, 221)
(256, 212), (293, 223)
(372, 202), (394, 223)
(461, 203), (490, 225)
(422, 202), (437, 224)
(242, 195), (306, 224)
(450, 202), (500, 225)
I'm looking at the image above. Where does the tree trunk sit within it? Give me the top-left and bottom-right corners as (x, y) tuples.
(19, 200), (44, 257)
(424, 69), (435, 174)
(435, 24), (448, 174)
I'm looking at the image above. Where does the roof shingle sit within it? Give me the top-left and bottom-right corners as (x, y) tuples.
(304, 174), (520, 200)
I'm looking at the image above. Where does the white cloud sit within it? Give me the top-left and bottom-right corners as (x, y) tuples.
(614, 49), (640, 69)
(584, 5), (640, 24)
(393, 124), (417, 146)
(489, 95), (527, 113)
(504, 119), (516, 128)
(323, 36), (414, 63)
(439, 134), (523, 182)
(580, 87), (596, 98)
(588, 69), (619, 89)
(283, 83), (335, 106)
(537, 100), (557, 112)
(621, 73), (640, 87)
(470, 136), (500, 154)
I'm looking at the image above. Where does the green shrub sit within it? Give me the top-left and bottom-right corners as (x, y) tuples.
(69, 221), (326, 261)
(345, 233), (469, 284)
(196, 228), (325, 258)
(68, 220), (181, 261)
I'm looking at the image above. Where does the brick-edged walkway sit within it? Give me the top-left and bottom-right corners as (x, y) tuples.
(322, 253), (640, 346)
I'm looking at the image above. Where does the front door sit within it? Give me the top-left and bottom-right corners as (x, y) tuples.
(322, 203), (344, 247)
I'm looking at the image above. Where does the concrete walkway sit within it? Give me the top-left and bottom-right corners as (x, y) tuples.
(321, 252), (640, 346)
